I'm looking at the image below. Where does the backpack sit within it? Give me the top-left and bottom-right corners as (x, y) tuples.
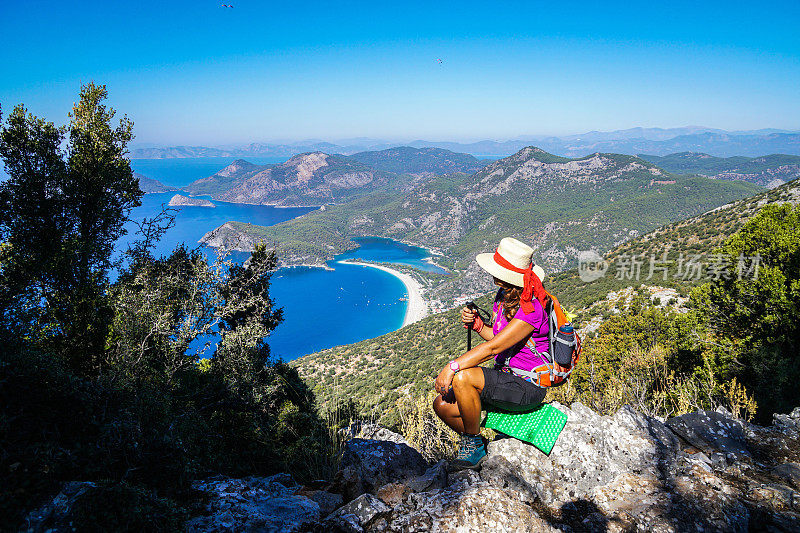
(516, 292), (582, 387)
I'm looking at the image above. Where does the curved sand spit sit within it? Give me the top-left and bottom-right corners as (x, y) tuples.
(336, 261), (429, 327)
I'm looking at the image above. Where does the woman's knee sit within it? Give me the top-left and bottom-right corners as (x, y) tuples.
(453, 367), (483, 390)
(432, 394), (443, 413)
(432, 395), (450, 416)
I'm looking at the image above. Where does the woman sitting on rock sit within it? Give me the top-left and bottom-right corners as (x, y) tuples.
(433, 237), (550, 468)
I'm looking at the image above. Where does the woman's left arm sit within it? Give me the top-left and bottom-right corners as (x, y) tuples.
(434, 319), (534, 394)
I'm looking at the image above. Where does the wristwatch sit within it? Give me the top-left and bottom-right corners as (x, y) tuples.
(449, 360), (460, 373)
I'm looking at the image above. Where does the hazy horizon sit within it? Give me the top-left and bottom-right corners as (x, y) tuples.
(127, 126), (800, 150)
(2, 1), (799, 146)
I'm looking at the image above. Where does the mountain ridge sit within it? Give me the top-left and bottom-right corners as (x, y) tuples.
(184, 151), (400, 207)
(131, 128), (800, 159)
(200, 146), (761, 306)
(639, 152), (800, 186)
(134, 172), (178, 193)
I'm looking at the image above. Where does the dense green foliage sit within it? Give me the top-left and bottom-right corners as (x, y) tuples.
(0, 86), (332, 529)
(547, 177), (800, 311)
(0, 84), (142, 375)
(695, 204), (800, 420)
(347, 146), (487, 174)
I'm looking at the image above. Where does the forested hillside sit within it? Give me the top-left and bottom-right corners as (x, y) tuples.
(293, 177), (800, 427)
(347, 146), (489, 175)
(640, 152), (800, 186)
(204, 146), (761, 304)
(0, 85), (337, 529)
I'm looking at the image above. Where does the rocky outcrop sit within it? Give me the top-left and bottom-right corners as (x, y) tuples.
(168, 194), (215, 207)
(177, 404), (800, 531)
(26, 404), (800, 532)
(199, 222), (264, 252)
(135, 172), (178, 193)
(330, 437), (429, 502)
(185, 474), (323, 532)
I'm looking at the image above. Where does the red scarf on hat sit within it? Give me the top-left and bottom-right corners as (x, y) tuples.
(493, 249), (548, 313)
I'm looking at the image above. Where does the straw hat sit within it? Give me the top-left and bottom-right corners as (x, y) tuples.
(476, 237), (546, 288)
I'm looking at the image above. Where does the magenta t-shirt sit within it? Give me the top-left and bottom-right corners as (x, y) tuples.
(492, 292), (550, 371)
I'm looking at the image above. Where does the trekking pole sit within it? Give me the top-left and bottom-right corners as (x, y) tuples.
(466, 301), (478, 351)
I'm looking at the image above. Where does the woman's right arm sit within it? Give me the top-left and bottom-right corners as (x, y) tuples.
(460, 307), (494, 341)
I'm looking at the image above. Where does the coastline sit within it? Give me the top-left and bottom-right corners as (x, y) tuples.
(337, 260), (429, 327)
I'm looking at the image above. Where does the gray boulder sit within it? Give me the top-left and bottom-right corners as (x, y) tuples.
(325, 493), (391, 533)
(666, 409), (750, 461)
(487, 402), (679, 509)
(186, 474), (321, 532)
(23, 481), (96, 532)
(483, 402), (754, 532)
(405, 459), (448, 492)
(384, 481), (560, 532)
(772, 462), (800, 489)
(773, 407), (800, 432)
(330, 438), (429, 501)
(341, 423), (410, 445)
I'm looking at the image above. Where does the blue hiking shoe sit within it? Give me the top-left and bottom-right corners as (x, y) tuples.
(450, 433), (487, 470)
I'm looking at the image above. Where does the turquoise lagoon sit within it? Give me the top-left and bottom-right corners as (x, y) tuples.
(119, 160), (447, 360)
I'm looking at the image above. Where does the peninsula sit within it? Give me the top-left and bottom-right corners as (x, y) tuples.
(168, 194), (216, 207)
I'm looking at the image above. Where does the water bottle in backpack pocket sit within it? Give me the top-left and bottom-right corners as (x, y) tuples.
(553, 323), (576, 367)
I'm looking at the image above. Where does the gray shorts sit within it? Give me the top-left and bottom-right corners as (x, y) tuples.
(480, 366), (547, 412)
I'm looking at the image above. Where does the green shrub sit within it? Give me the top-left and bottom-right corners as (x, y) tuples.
(69, 482), (185, 533)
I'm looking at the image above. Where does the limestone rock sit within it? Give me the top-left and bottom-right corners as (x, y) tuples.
(773, 407), (800, 433)
(447, 468), (481, 487)
(299, 489), (343, 517)
(479, 454), (538, 506)
(487, 402), (679, 509)
(341, 423), (409, 445)
(375, 482), (412, 506)
(186, 474), (321, 532)
(23, 481), (96, 532)
(325, 493), (391, 533)
(384, 481), (560, 533)
(772, 462), (800, 489)
(405, 460), (448, 492)
(666, 409), (750, 460)
(330, 438), (428, 502)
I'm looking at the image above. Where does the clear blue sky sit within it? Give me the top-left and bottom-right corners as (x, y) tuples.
(1, 1), (798, 145)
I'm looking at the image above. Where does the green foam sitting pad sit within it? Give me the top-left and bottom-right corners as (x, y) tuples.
(483, 403), (568, 455)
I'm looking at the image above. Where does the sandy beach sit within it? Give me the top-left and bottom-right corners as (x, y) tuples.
(337, 261), (429, 327)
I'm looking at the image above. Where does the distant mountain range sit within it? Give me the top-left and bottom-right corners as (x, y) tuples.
(347, 146), (488, 175)
(638, 153), (800, 187)
(131, 127), (800, 159)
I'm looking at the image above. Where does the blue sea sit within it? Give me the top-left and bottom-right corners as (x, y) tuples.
(131, 157), (289, 188)
(118, 157), (447, 361)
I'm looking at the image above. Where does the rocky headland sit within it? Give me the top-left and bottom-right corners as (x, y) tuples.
(168, 194), (216, 207)
(135, 172), (178, 193)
